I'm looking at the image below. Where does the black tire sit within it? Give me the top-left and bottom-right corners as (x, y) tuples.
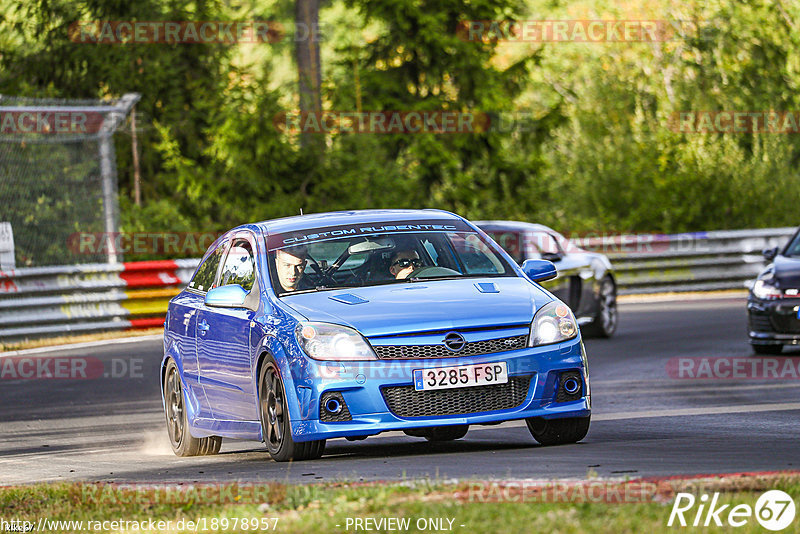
(526, 416), (590, 446)
(163, 360), (222, 457)
(583, 276), (617, 338)
(258, 355), (325, 462)
(752, 344), (783, 355)
(424, 425), (469, 442)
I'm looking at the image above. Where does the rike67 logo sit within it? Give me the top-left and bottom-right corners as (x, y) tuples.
(668, 490), (796, 531)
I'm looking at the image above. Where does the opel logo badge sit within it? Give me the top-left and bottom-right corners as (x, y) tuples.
(443, 332), (466, 352)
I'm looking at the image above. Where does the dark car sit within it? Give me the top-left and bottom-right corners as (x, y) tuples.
(475, 221), (617, 338)
(747, 227), (800, 354)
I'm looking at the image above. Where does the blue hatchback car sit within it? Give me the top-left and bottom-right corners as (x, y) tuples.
(162, 209), (591, 461)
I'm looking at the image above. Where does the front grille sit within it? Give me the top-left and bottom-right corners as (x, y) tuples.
(373, 335), (527, 359)
(749, 313), (774, 332)
(769, 314), (800, 334)
(381, 375), (532, 418)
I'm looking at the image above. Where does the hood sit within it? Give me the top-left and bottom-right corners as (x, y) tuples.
(280, 277), (550, 337)
(767, 255), (800, 289)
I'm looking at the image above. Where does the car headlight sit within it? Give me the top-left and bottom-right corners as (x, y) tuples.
(295, 322), (377, 361)
(752, 279), (782, 300)
(530, 301), (578, 346)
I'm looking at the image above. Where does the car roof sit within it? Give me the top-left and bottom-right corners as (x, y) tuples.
(473, 220), (556, 233)
(248, 209), (464, 235)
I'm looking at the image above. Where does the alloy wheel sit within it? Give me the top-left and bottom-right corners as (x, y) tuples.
(599, 278), (618, 335)
(261, 365), (285, 452)
(165, 367), (184, 448)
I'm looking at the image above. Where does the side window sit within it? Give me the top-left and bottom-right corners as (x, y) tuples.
(219, 240), (256, 292)
(189, 243), (226, 292)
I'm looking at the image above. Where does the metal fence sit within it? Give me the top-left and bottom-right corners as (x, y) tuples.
(0, 94), (140, 268)
(582, 227), (796, 294)
(0, 259), (199, 341)
(0, 227), (796, 342)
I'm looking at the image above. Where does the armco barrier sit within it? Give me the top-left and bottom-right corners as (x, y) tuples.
(581, 227), (796, 294)
(0, 227), (796, 342)
(0, 259), (199, 341)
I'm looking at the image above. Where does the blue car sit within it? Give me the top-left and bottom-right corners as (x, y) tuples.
(162, 209), (591, 461)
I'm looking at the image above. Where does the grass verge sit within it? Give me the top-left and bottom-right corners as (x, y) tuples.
(0, 329), (164, 353)
(1, 473), (798, 533)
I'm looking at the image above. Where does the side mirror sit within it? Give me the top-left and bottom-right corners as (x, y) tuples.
(205, 284), (249, 308)
(763, 247), (779, 261)
(521, 259), (558, 282)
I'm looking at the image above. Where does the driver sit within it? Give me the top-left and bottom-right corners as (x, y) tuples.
(389, 250), (423, 280)
(275, 246), (308, 292)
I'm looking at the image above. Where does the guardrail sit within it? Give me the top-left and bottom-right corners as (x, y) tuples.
(0, 227), (796, 342)
(0, 259), (199, 341)
(581, 227), (796, 295)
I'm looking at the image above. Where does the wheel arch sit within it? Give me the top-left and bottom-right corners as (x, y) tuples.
(253, 335), (304, 439)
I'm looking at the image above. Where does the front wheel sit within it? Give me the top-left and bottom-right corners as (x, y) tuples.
(583, 276), (617, 338)
(163, 360), (222, 457)
(258, 355), (325, 462)
(526, 416), (590, 446)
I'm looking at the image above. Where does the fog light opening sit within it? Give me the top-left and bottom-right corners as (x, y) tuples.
(325, 397), (342, 415)
(563, 377), (580, 395)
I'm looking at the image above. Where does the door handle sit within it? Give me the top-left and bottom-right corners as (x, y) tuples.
(198, 319), (210, 335)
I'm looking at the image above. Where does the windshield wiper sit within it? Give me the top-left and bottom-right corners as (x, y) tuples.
(407, 276), (459, 282)
(406, 274), (503, 282)
(405, 273), (512, 282)
(279, 285), (353, 296)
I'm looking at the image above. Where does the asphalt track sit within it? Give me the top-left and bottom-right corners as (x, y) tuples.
(1, 296), (799, 485)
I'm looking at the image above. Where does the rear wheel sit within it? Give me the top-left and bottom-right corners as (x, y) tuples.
(526, 416), (590, 446)
(752, 344), (783, 355)
(583, 276), (617, 338)
(163, 361), (222, 456)
(259, 355), (325, 462)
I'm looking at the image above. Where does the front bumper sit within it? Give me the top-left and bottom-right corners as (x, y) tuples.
(747, 297), (800, 346)
(288, 337), (590, 442)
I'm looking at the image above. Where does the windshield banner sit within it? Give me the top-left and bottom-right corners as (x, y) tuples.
(267, 220), (473, 250)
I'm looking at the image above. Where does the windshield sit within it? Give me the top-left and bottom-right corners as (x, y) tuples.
(266, 221), (516, 296)
(785, 230), (800, 257)
(484, 230), (524, 264)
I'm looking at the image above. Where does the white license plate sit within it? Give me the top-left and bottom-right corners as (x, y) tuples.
(413, 362), (508, 391)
